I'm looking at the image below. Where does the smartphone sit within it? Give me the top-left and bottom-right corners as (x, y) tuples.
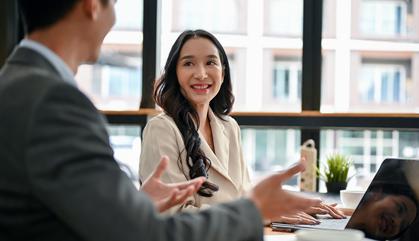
(270, 225), (297, 233)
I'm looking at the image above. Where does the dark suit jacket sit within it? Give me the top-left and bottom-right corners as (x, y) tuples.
(0, 47), (263, 241)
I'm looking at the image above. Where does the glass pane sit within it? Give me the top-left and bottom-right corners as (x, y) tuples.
(263, 0), (303, 111)
(161, 0), (303, 111)
(264, 0), (303, 37)
(323, 0), (336, 38)
(227, 48), (248, 110)
(169, 0), (247, 34)
(113, 0), (143, 30)
(108, 125), (141, 184)
(263, 51), (302, 111)
(358, 0), (412, 38)
(75, 0), (143, 110)
(321, 0), (419, 113)
(241, 128), (301, 187)
(320, 129), (419, 191)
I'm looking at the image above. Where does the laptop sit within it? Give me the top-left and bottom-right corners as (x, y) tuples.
(271, 158), (419, 241)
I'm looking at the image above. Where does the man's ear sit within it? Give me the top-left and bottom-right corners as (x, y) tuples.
(83, 0), (100, 20)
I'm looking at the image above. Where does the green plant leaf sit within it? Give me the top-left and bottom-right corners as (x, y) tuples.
(318, 153), (353, 183)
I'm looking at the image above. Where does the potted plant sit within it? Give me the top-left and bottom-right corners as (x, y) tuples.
(318, 153), (353, 193)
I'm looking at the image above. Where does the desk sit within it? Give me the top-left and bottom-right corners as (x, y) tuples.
(263, 227), (296, 241)
(264, 226), (376, 241)
(262, 206), (355, 241)
(264, 227), (296, 241)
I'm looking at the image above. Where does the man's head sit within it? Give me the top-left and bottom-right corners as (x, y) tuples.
(19, 0), (110, 34)
(18, 0), (116, 63)
(19, 0), (76, 34)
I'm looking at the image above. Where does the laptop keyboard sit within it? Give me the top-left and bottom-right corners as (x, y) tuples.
(295, 216), (349, 230)
(272, 216), (350, 231)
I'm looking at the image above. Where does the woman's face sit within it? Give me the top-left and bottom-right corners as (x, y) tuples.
(176, 37), (224, 109)
(363, 194), (417, 239)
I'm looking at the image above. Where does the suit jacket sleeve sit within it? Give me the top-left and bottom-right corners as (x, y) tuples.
(139, 116), (210, 213)
(26, 82), (263, 241)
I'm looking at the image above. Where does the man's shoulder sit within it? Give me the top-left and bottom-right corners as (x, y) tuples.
(0, 61), (93, 120)
(0, 61), (65, 92)
(1, 67), (78, 108)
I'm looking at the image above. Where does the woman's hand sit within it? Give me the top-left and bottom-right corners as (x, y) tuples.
(304, 202), (346, 219)
(141, 156), (205, 212)
(275, 202), (346, 224)
(275, 212), (320, 224)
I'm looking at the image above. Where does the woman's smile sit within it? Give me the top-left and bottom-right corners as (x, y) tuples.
(190, 84), (213, 93)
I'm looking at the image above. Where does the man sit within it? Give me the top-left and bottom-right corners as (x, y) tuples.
(0, 0), (320, 240)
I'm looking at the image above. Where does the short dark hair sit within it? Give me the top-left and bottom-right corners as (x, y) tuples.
(18, 0), (110, 34)
(154, 29), (234, 197)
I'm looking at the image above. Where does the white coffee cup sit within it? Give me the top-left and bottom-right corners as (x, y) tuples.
(295, 229), (365, 241)
(295, 229), (364, 241)
(340, 190), (365, 209)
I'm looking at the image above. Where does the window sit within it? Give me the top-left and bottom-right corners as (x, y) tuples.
(170, 0), (246, 34)
(262, 51), (302, 111)
(160, 0), (303, 112)
(265, 0), (304, 36)
(108, 125), (141, 183)
(321, 0), (419, 113)
(75, 0), (143, 110)
(361, 0), (407, 37)
(241, 128), (300, 183)
(272, 60), (302, 101)
(76, 53), (142, 110)
(320, 129), (419, 189)
(113, 0), (143, 30)
(360, 62), (407, 104)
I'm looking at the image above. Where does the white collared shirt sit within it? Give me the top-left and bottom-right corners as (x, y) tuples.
(19, 39), (76, 86)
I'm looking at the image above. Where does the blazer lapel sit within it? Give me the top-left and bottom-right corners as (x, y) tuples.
(199, 109), (235, 185)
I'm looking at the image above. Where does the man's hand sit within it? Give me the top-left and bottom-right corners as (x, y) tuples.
(141, 156), (205, 212)
(249, 159), (322, 221)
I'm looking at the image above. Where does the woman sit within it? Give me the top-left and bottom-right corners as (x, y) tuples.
(140, 29), (247, 213)
(140, 30), (343, 221)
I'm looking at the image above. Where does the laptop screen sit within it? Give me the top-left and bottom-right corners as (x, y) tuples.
(346, 158), (419, 241)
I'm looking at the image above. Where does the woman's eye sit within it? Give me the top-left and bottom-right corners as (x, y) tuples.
(207, 60), (218, 65)
(183, 62), (193, 66)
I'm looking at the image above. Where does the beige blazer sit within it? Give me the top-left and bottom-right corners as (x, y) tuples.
(139, 109), (251, 214)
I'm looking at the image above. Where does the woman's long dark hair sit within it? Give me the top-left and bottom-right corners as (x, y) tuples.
(154, 30), (234, 197)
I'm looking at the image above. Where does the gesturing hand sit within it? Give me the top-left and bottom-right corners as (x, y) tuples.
(249, 159), (322, 221)
(141, 155), (205, 212)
